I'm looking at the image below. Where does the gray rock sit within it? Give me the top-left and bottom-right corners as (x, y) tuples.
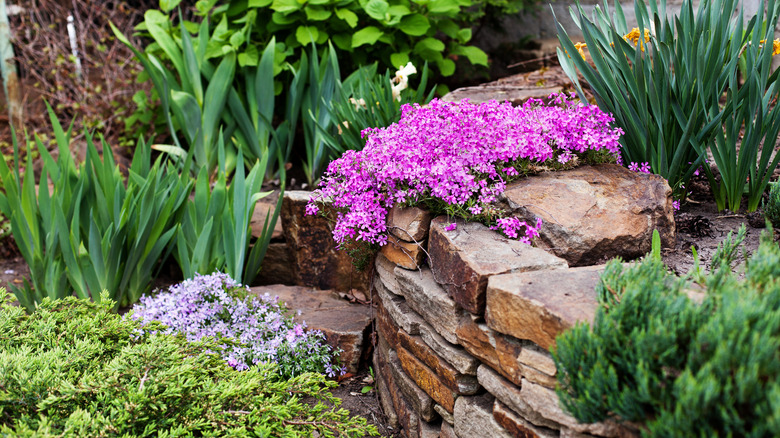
(395, 266), (466, 345)
(454, 394), (513, 438)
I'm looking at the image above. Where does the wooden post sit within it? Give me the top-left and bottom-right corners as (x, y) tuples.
(0, 0), (22, 131)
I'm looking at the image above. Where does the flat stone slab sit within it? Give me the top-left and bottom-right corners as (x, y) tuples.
(395, 266), (466, 345)
(248, 284), (372, 374)
(501, 164), (675, 266)
(429, 216), (567, 315)
(380, 235), (426, 270)
(442, 85), (564, 106)
(454, 394), (513, 438)
(485, 265), (605, 351)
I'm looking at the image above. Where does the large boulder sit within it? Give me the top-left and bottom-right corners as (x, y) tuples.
(501, 164), (675, 266)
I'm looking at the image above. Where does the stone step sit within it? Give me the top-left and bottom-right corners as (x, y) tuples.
(248, 284), (372, 374)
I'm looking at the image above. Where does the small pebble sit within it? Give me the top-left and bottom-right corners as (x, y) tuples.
(3, 270), (14, 274)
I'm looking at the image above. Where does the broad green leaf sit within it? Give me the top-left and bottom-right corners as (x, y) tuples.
(388, 5), (411, 16)
(427, 0), (460, 15)
(212, 14), (230, 41)
(333, 33), (352, 50)
(305, 6), (332, 20)
(272, 11), (298, 24)
(399, 14), (430, 36)
(169, 90), (202, 146)
(352, 26), (384, 48)
(249, 0), (273, 6)
(437, 58), (456, 76)
(229, 31), (246, 48)
(413, 37), (445, 53)
(456, 28), (472, 43)
(272, 0), (303, 13)
(390, 51), (410, 68)
(237, 45), (259, 67)
(160, 0), (183, 12)
(453, 45), (487, 66)
(296, 25), (319, 46)
(365, 0), (390, 20)
(437, 18), (459, 38)
(335, 8), (359, 27)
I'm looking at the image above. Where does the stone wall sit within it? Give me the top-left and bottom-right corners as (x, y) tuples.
(371, 164), (674, 438)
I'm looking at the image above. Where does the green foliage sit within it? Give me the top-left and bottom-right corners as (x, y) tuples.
(0, 106), (191, 311)
(175, 146), (283, 285)
(320, 62), (436, 154)
(765, 182), (780, 228)
(703, 0), (780, 212)
(555, 0), (780, 205)
(554, 225), (780, 436)
(0, 290), (379, 437)
(153, 0), (492, 80)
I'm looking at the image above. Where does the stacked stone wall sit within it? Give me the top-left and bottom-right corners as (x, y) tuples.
(372, 164), (674, 438)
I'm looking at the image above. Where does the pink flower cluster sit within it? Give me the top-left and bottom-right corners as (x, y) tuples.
(307, 95), (623, 247)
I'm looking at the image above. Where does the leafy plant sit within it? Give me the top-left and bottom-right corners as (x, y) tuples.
(152, 0), (490, 80)
(0, 106), (190, 311)
(111, 17), (241, 175)
(131, 272), (344, 379)
(703, 2), (780, 212)
(553, 225), (780, 436)
(554, 0), (749, 197)
(320, 61), (436, 155)
(764, 182), (780, 227)
(0, 289), (378, 437)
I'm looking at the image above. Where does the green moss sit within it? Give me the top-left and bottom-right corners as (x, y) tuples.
(0, 291), (378, 437)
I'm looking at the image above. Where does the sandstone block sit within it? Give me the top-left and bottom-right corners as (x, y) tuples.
(520, 378), (632, 437)
(397, 346), (458, 413)
(477, 365), (559, 430)
(375, 278), (424, 335)
(397, 329), (479, 395)
(485, 265), (604, 350)
(250, 190), (284, 240)
(380, 235), (426, 270)
(419, 419), (442, 438)
(373, 351), (399, 429)
(375, 341), (423, 437)
(384, 343), (438, 422)
(501, 164), (675, 266)
(429, 216), (567, 314)
(435, 404), (455, 426)
(456, 315), (524, 385)
(518, 344), (557, 378)
(281, 190), (371, 292)
(376, 252), (403, 294)
(395, 266), (466, 345)
(454, 394), (513, 438)
(388, 205), (433, 242)
(376, 299), (401, 349)
(253, 242), (295, 286)
(417, 319), (480, 376)
(249, 285), (371, 373)
(440, 422), (457, 438)
(494, 400), (558, 438)
(442, 85), (564, 106)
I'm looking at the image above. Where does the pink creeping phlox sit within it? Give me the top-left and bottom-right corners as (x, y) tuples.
(308, 94), (623, 247)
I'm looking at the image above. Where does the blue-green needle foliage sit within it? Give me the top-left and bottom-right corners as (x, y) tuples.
(554, 226), (780, 436)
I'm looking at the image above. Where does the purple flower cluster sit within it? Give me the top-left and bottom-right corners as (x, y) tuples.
(130, 272), (344, 378)
(308, 95), (623, 246)
(628, 161), (652, 173)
